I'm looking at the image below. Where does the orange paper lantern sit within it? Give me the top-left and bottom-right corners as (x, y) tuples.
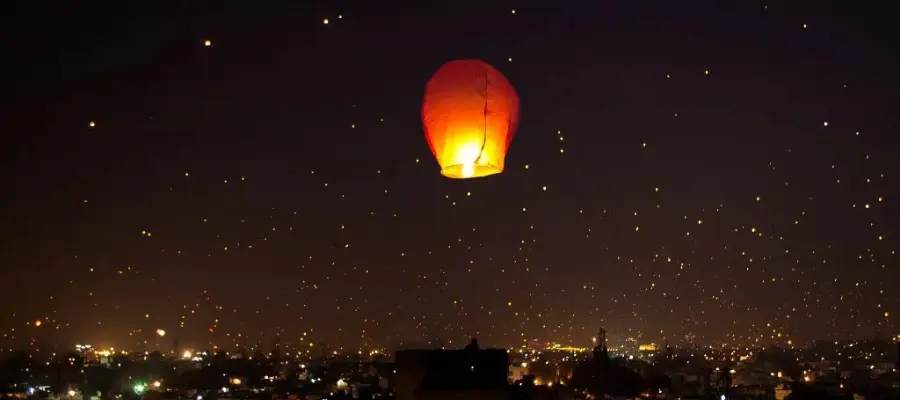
(422, 59), (520, 179)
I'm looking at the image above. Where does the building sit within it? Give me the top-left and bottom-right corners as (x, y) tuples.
(395, 339), (509, 400)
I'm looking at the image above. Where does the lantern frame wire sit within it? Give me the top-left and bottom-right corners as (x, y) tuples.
(474, 70), (490, 166)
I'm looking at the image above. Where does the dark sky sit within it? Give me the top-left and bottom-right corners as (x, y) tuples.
(2, 0), (899, 353)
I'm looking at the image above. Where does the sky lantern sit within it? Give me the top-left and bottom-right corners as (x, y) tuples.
(422, 59), (520, 179)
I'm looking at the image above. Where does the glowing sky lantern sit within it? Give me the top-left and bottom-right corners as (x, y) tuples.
(422, 59), (520, 179)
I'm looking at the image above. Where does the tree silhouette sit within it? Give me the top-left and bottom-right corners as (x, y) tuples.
(83, 366), (122, 400)
(644, 367), (672, 391)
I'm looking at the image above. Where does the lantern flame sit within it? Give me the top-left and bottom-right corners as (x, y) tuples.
(461, 163), (475, 178)
(457, 141), (483, 178)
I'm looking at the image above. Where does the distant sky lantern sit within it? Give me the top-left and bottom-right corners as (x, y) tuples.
(422, 59), (520, 179)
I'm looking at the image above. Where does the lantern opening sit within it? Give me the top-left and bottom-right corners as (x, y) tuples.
(439, 138), (502, 179)
(442, 162), (502, 179)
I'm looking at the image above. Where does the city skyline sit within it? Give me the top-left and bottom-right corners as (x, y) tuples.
(2, 1), (898, 351)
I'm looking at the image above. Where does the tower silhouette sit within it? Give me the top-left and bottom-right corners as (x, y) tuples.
(593, 327), (609, 361)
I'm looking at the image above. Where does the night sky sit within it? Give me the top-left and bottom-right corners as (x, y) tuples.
(2, 1), (899, 353)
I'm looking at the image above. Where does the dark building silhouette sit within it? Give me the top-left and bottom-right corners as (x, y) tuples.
(395, 339), (508, 400)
